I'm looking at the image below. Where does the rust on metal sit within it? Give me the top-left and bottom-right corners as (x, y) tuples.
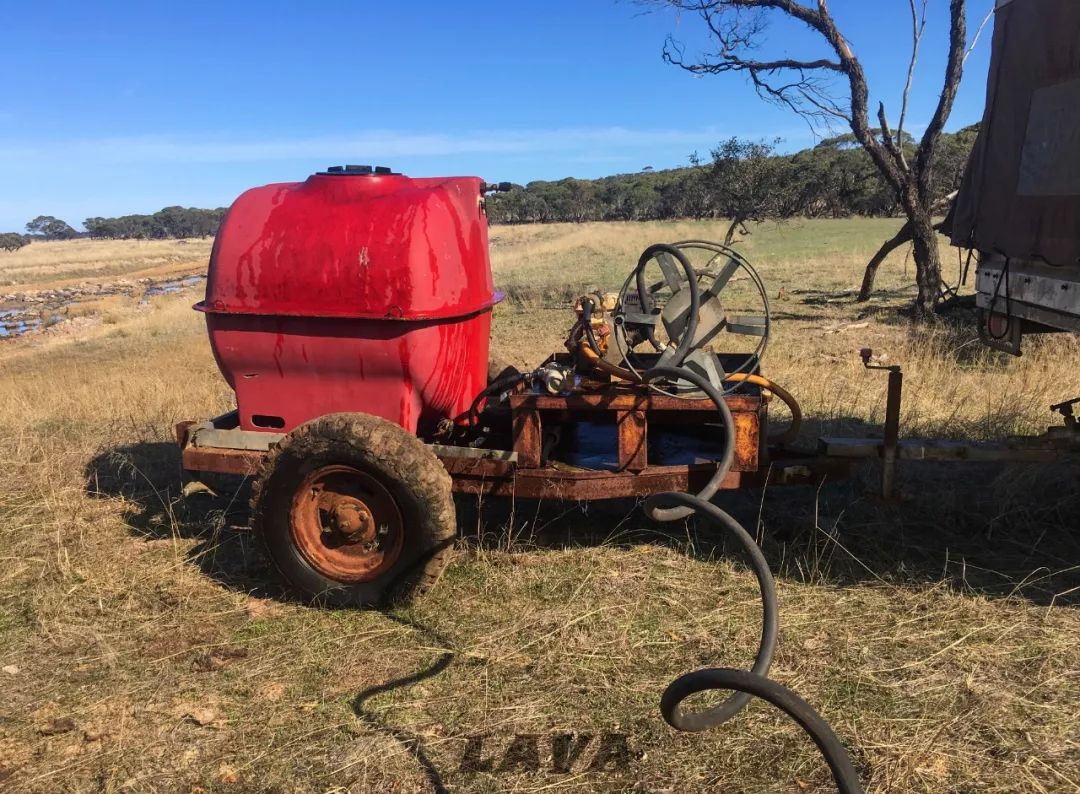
(182, 445), (264, 476)
(175, 420), (197, 448)
(447, 463), (743, 499)
(444, 455), (846, 499)
(819, 436), (1068, 463)
(438, 454), (514, 478)
(617, 409), (648, 472)
(513, 407), (542, 467)
(510, 390), (760, 413)
(178, 380), (778, 502)
(179, 431), (844, 501)
(508, 388), (763, 473)
(288, 464), (404, 584)
(731, 409), (761, 472)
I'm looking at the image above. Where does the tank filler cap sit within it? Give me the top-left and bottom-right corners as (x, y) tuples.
(318, 164), (401, 176)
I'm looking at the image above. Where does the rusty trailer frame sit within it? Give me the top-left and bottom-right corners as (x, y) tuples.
(177, 382), (848, 501)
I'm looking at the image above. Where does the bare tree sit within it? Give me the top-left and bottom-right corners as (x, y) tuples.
(658, 0), (988, 315)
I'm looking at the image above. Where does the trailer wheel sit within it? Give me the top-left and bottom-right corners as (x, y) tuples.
(250, 412), (456, 607)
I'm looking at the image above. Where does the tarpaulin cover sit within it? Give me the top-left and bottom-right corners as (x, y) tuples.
(950, 0), (1080, 265)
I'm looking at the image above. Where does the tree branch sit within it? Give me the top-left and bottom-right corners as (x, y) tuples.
(914, 0), (966, 201)
(963, 6), (994, 65)
(654, 0), (964, 314)
(680, 56), (843, 73)
(812, 0), (903, 191)
(896, 0), (928, 169)
(660, 0), (917, 192)
(877, 102), (908, 173)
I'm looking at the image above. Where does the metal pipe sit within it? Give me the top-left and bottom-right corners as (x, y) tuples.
(860, 348), (904, 499)
(881, 368), (903, 499)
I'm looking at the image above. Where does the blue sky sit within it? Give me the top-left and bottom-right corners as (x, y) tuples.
(0, 1), (994, 231)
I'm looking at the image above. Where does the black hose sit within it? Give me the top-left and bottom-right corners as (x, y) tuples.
(467, 370), (529, 428)
(660, 667), (864, 794)
(645, 491), (777, 728)
(616, 240), (771, 393)
(640, 365), (733, 523)
(460, 241), (862, 792)
(670, 239), (771, 384)
(646, 491), (864, 792)
(633, 243), (700, 365)
(634, 247), (863, 793)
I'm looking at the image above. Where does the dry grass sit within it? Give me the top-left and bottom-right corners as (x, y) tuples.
(0, 238), (212, 289)
(0, 222), (1077, 793)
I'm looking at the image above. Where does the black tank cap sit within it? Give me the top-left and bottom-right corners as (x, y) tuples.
(318, 164), (401, 176)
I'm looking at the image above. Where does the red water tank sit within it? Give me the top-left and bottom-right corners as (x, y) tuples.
(197, 167), (500, 434)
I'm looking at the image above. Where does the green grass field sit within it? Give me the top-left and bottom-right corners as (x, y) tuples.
(0, 221), (1077, 792)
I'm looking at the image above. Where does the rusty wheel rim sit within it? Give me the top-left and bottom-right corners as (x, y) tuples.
(289, 464), (405, 584)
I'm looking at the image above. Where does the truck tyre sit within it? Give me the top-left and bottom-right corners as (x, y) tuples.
(250, 412), (456, 607)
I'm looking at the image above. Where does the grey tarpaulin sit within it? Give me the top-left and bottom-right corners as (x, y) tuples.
(950, 0), (1080, 266)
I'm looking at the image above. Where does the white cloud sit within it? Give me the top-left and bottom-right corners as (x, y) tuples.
(0, 126), (728, 165)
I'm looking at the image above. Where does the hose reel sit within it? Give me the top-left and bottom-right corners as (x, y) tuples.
(614, 240), (771, 395)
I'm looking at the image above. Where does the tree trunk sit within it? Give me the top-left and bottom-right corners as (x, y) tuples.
(857, 220), (914, 301)
(909, 207), (942, 315)
(858, 214), (952, 302)
(724, 217), (741, 245)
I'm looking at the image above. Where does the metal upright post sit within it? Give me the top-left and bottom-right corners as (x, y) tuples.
(860, 348), (903, 499)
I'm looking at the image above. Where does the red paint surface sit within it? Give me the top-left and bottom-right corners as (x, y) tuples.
(199, 172), (497, 433)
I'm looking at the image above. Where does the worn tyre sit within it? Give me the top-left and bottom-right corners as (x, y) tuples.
(250, 412), (456, 607)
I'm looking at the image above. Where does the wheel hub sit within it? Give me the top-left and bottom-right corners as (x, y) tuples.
(326, 497), (374, 543)
(289, 465), (405, 584)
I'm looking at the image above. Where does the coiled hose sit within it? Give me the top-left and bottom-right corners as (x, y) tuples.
(647, 493), (863, 793)
(623, 245), (863, 793)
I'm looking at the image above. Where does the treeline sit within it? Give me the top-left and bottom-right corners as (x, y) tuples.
(0, 207), (228, 249)
(2, 126), (977, 249)
(486, 125), (978, 226)
(84, 206), (227, 240)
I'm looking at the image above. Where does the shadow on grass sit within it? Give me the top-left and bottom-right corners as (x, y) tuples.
(84, 427), (1080, 619)
(454, 421), (1080, 609)
(351, 612), (454, 794)
(84, 441), (284, 599)
(85, 442), (458, 792)
(81, 430), (1077, 793)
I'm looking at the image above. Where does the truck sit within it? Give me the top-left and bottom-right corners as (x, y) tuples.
(950, 0), (1080, 355)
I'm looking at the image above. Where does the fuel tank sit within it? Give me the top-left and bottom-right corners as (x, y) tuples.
(197, 166), (500, 434)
